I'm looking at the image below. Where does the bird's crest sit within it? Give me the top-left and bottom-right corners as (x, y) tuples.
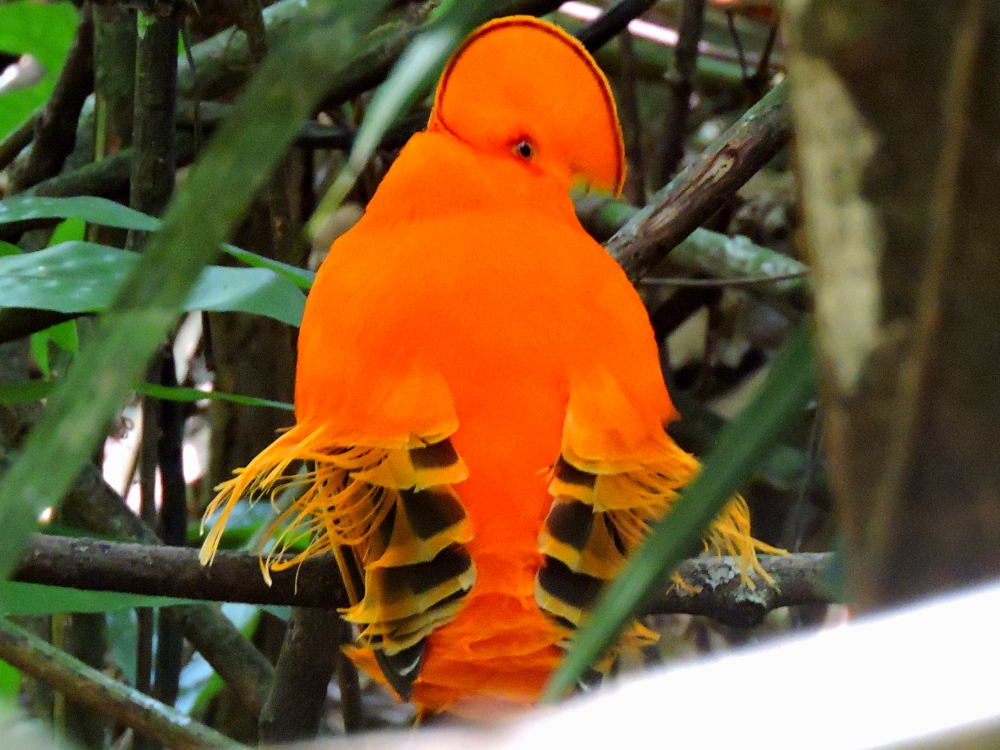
(430, 16), (625, 197)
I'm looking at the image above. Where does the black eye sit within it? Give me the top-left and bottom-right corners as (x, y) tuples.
(515, 140), (533, 159)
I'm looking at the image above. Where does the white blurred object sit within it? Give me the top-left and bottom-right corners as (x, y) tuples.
(0, 54), (45, 95)
(559, 1), (681, 46)
(301, 581), (1000, 750)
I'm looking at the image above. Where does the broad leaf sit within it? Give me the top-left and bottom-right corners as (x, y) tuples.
(0, 195), (316, 289)
(0, 242), (306, 326)
(0, 582), (196, 615)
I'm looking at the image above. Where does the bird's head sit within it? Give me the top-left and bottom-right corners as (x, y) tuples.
(429, 16), (625, 198)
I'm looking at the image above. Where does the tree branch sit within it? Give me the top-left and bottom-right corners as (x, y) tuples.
(0, 107), (40, 175)
(574, 0), (658, 53)
(659, 0), (706, 183)
(259, 608), (342, 743)
(13, 535), (832, 626)
(606, 80), (792, 282)
(8, 5), (95, 194)
(59, 463), (276, 717)
(0, 617), (242, 750)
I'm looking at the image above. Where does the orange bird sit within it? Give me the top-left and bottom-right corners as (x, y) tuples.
(201, 16), (775, 716)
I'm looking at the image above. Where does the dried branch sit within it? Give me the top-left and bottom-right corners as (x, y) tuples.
(606, 80), (791, 282)
(653, 553), (833, 627)
(0, 617), (242, 750)
(8, 6), (95, 194)
(13, 535), (832, 625)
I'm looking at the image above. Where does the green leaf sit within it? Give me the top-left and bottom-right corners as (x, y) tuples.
(0, 582), (196, 615)
(0, 242), (306, 326)
(0, 242), (20, 258)
(0, 195), (315, 289)
(0, 0), (389, 586)
(29, 329), (50, 378)
(0, 1), (79, 140)
(46, 319), (78, 354)
(221, 244), (314, 289)
(48, 216), (86, 245)
(136, 383), (293, 411)
(29, 318), (79, 380)
(0, 380), (53, 405)
(0, 660), (20, 702)
(542, 322), (817, 701)
(307, 0), (491, 236)
(0, 195), (158, 231)
(187, 265), (305, 327)
(0, 378), (292, 411)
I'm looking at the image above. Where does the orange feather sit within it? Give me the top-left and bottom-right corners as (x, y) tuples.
(200, 16), (777, 716)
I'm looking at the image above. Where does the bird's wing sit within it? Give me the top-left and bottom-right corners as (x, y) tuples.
(534, 368), (776, 654)
(199, 368), (476, 702)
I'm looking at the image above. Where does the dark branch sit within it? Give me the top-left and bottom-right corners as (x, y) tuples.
(575, 0), (658, 53)
(14, 535), (832, 626)
(606, 80), (791, 282)
(0, 107), (40, 175)
(659, 0), (706, 183)
(8, 6), (95, 194)
(259, 608), (343, 743)
(650, 553), (834, 628)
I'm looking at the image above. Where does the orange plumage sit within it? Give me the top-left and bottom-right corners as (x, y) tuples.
(201, 17), (774, 716)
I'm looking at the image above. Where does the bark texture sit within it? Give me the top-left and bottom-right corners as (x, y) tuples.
(785, 0), (1000, 606)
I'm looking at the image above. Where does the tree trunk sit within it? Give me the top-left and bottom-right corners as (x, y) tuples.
(785, 0), (1000, 606)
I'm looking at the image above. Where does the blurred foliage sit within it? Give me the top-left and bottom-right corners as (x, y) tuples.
(0, 1), (78, 139)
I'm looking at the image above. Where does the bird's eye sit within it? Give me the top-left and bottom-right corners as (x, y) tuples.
(514, 140), (533, 159)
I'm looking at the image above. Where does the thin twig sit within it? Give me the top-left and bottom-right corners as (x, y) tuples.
(724, 8), (749, 80)
(617, 30), (646, 206)
(574, 0), (658, 52)
(0, 617), (242, 750)
(639, 271), (807, 287)
(660, 0), (706, 184)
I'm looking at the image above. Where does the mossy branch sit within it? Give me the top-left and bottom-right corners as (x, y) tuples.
(0, 617), (243, 750)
